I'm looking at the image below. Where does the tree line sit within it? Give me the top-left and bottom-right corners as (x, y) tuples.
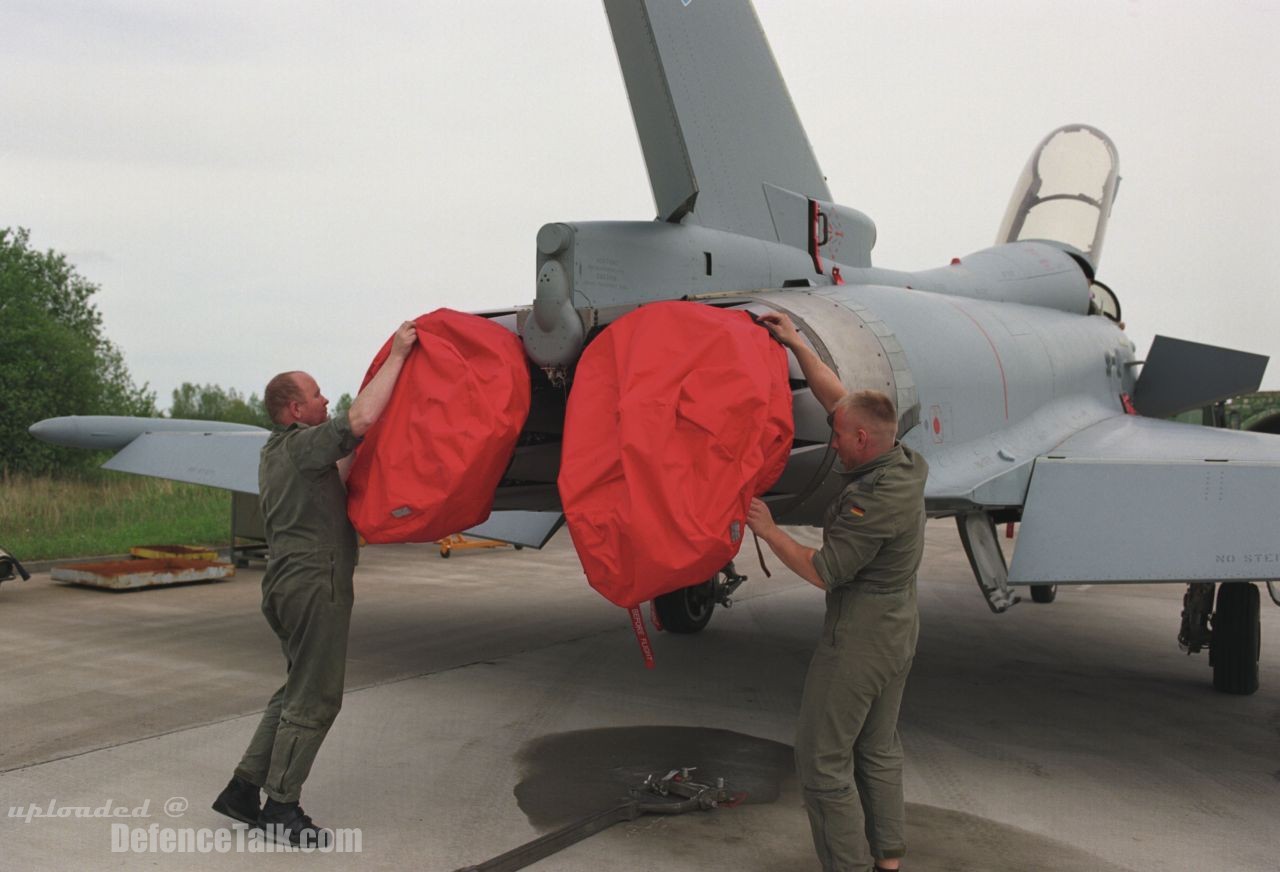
(168, 383), (351, 430)
(1, 227), (349, 477)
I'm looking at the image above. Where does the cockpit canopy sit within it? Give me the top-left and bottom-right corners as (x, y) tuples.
(997, 125), (1120, 278)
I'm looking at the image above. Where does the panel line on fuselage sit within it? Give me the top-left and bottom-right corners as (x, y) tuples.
(940, 299), (1010, 420)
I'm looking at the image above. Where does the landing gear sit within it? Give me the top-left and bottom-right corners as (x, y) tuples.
(1030, 584), (1057, 604)
(1178, 582), (1214, 654)
(1210, 582), (1261, 695)
(956, 512), (1020, 613)
(653, 580), (716, 633)
(652, 563), (747, 634)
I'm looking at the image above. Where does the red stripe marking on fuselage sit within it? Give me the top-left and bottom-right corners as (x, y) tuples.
(943, 300), (1009, 420)
(808, 199), (824, 275)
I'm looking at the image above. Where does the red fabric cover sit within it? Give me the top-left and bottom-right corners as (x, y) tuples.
(346, 309), (530, 544)
(559, 301), (793, 608)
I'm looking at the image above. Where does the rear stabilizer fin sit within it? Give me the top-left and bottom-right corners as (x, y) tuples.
(605, 0), (830, 241)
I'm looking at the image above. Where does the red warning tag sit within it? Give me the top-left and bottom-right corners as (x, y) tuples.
(629, 606), (656, 669)
(649, 600), (665, 632)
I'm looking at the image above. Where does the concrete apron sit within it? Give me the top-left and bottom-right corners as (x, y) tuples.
(2, 521), (1277, 871)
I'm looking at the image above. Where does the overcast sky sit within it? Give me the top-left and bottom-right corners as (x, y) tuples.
(3, 0), (1278, 410)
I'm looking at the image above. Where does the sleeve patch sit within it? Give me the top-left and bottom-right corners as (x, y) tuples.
(848, 504), (866, 518)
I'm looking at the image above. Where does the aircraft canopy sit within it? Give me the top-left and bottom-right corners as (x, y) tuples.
(997, 125), (1120, 276)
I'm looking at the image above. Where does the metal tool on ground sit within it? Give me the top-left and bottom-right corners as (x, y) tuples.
(453, 767), (746, 872)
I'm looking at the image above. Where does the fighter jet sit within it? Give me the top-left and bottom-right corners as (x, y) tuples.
(31, 0), (1279, 694)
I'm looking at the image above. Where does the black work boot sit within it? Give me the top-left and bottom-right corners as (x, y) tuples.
(258, 798), (333, 848)
(211, 776), (260, 826)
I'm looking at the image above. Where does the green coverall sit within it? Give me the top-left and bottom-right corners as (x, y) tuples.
(798, 443), (929, 871)
(234, 411), (361, 804)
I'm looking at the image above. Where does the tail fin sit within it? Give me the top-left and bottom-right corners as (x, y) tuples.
(604, 0), (830, 242)
(997, 124), (1120, 276)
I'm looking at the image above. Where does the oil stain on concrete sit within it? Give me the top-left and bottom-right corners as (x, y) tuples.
(513, 726), (1136, 872)
(512, 726), (794, 830)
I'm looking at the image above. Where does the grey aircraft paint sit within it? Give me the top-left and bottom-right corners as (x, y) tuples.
(27, 0), (1280, 691)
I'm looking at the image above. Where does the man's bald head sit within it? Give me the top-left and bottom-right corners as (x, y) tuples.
(264, 371), (306, 425)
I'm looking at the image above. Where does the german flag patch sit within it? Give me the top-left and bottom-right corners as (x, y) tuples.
(848, 504), (866, 518)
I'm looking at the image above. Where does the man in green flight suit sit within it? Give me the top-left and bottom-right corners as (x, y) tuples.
(212, 320), (418, 846)
(748, 312), (928, 872)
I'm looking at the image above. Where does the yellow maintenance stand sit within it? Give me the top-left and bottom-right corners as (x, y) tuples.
(437, 534), (521, 558)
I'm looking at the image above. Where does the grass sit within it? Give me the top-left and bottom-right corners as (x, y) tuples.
(1, 471), (232, 561)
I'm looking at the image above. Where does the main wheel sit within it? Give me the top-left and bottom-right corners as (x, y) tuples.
(1211, 582), (1260, 695)
(1030, 584), (1057, 604)
(652, 579), (716, 634)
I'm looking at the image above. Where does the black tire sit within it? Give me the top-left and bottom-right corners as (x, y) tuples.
(1211, 582), (1260, 695)
(1030, 584), (1057, 604)
(653, 579), (716, 634)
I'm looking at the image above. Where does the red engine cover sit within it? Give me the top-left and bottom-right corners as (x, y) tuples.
(559, 301), (793, 608)
(346, 309), (531, 544)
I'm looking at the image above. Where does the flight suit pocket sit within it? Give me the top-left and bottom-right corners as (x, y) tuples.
(270, 733), (299, 798)
(280, 550), (343, 605)
(824, 589), (845, 646)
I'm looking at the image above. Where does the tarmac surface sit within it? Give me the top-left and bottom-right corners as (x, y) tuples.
(2, 520), (1278, 871)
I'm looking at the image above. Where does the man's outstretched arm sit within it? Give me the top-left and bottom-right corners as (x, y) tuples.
(759, 312), (846, 413)
(338, 320), (418, 483)
(348, 320), (418, 438)
(746, 498), (826, 590)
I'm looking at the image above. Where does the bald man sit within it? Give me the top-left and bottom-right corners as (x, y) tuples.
(212, 320), (417, 846)
(748, 313), (928, 872)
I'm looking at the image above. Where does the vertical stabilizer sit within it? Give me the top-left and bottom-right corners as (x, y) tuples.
(604, 0), (831, 242)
